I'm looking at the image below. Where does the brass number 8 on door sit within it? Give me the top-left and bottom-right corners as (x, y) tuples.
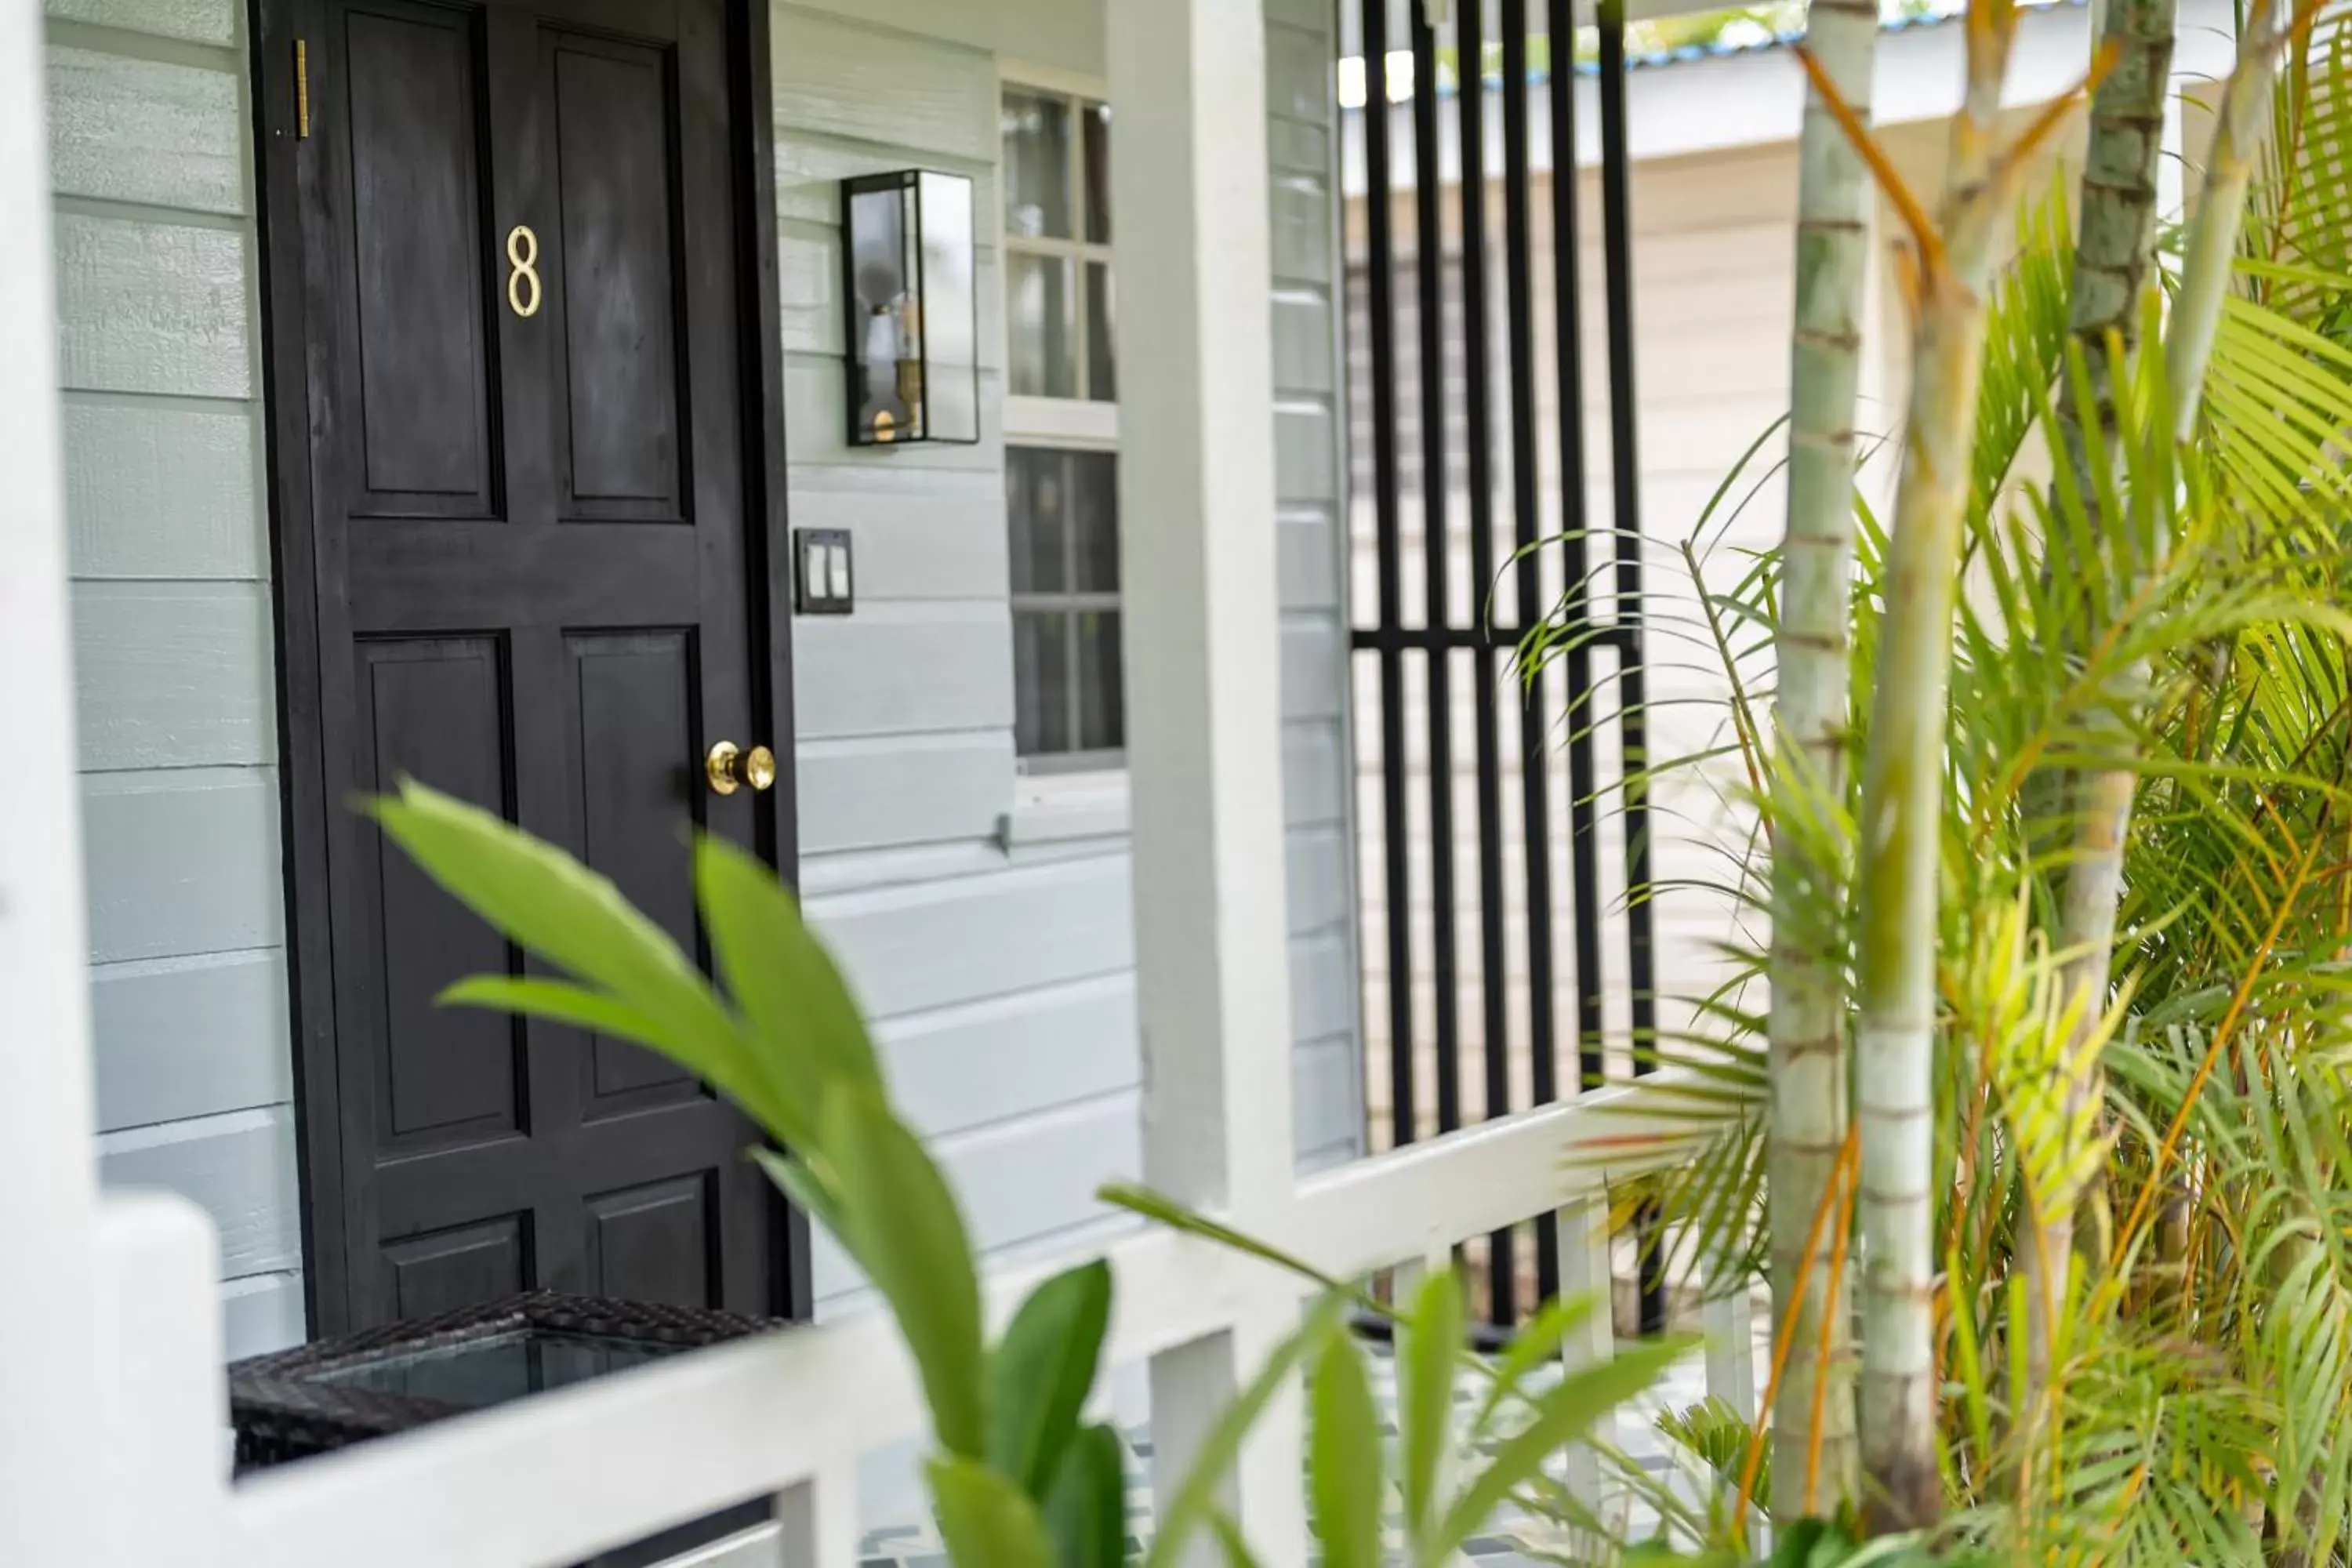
(506, 224), (541, 318)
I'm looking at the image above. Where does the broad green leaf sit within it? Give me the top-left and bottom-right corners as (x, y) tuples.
(989, 1259), (1113, 1499)
(373, 782), (789, 1139)
(1429, 1338), (1690, 1556)
(1469, 1290), (1599, 1435)
(1146, 1290), (1352, 1568)
(1762, 1518), (1837, 1567)
(372, 782), (740, 1053)
(925, 1454), (1052, 1568)
(1043, 1421), (1127, 1568)
(749, 1147), (850, 1268)
(824, 1089), (986, 1458)
(1398, 1266), (1463, 1541)
(438, 975), (669, 1054)
(693, 833), (882, 1114)
(1308, 1330), (1381, 1568)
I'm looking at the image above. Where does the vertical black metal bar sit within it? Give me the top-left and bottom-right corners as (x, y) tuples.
(1456, 0), (1515, 1327)
(1595, 0), (1667, 1340)
(1361, 0), (1417, 1152)
(1501, 0), (1561, 1305)
(1546, 0), (1606, 1101)
(1410, 0), (1461, 1138)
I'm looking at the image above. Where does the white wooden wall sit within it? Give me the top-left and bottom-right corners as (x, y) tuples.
(45, 0), (307, 1360)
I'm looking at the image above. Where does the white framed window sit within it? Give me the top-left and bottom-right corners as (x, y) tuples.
(1001, 64), (1123, 774)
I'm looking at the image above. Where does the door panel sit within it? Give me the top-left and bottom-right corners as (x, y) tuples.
(548, 36), (687, 515)
(343, 5), (499, 512)
(354, 634), (522, 1151)
(289, 0), (787, 1331)
(569, 629), (704, 1107)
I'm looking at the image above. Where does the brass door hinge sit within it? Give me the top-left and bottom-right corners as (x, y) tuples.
(296, 38), (311, 138)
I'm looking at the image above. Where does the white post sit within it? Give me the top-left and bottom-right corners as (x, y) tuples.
(96, 1195), (230, 1568)
(0, 2), (108, 1561)
(772, 1465), (859, 1568)
(1109, 0), (1304, 1557)
(1552, 1198), (1617, 1521)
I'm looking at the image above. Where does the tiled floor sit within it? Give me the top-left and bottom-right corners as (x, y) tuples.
(852, 1341), (1728, 1567)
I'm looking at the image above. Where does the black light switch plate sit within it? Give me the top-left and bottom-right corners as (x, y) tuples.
(794, 528), (853, 615)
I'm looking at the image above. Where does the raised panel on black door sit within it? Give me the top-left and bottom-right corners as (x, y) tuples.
(546, 31), (688, 522)
(355, 635), (525, 1154)
(569, 629), (703, 1109)
(338, 2), (502, 519)
(382, 1213), (534, 1320)
(584, 1173), (716, 1308)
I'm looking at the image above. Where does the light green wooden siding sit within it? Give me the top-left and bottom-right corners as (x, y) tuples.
(1267, 0), (1366, 1171)
(46, 5), (302, 1358)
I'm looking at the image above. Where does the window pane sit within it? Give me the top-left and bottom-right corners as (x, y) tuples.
(1070, 451), (1119, 592)
(1007, 253), (1076, 398)
(1076, 610), (1124, 753)
(1001, 90), (1071, 239)
(1007, 447), (1070, 593)
(1084, 263), (1116, 404)
(1014, 611), (1074, 757)
(1082, 101), (1112, 243)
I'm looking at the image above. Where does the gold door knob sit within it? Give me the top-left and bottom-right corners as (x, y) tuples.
(705, 740), (777, 796)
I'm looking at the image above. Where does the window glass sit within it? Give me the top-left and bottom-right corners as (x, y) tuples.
(1083, 264), (1116, 405)
(1014, 611), (1073, 757)
(1007, 252), (1076, 398)
(1008, 448), (1070, 593)
(1074, 610), (1124, 752)
(1001, 90), (1072, 239)
(1081, 101), (1112, 243)
(1070, 451), (1119, 592)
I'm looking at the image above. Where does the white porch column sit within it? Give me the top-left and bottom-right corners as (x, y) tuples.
(0, 2), (107, 1560)
(1109, 0), (1307, 1559)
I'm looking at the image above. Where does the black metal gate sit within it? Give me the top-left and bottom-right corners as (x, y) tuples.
(1343, 0), (1662, 1332)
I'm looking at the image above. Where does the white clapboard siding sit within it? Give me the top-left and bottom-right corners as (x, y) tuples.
(52, 1), (291, 1336)
(222, 1269), (308, 1360)
(96, 1105), (301, 1279)
(46, 0), (236, 46)
(63, 394), (264, 579)
(1269, 0), (1368, 1172)
(46, 45), (245, 216)
(72, 581), (276, 771)
(52, 211), (252, 399)
(91, 948), (291, 1134)
(797, 731), (1013, 855)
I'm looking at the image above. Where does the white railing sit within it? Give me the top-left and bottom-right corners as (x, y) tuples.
(78, 1083), (1759, 1568)
(0, 3), (1757, 1566)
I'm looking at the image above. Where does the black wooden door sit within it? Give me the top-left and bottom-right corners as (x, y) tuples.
(278, 0), (789, 1329)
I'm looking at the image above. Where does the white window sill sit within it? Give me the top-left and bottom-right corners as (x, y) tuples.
(998, 772), (1131, 848)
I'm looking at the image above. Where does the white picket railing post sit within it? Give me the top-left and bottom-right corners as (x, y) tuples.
(0, 5), (112, 1562)
(96, 1193), (232, 1568)
(1553, 1197), (1617, 1523)
(772, 1464), (858, 1568)
(1108, 0), (1304, 1557)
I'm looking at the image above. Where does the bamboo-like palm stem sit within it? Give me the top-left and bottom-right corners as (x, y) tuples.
(1849, 0), (2026, 1530)
(2037, 0), (2299, 1403)
(2169, 0), (2303, 435)
(2020, 0), (2177, 1416)
(1766, 0), (1878, 1518)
